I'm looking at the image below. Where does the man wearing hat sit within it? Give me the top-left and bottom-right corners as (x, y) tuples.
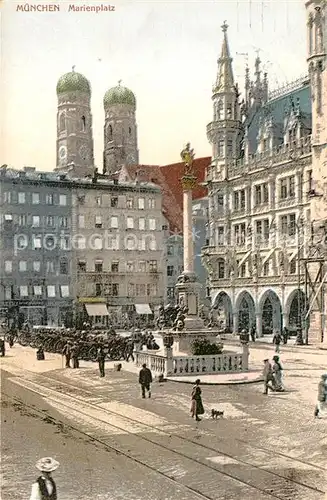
(62, 340), (72, 368)
(30, 457), (59, 499)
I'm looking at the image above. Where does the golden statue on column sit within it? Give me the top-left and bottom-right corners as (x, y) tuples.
(180, 142), (197, 191)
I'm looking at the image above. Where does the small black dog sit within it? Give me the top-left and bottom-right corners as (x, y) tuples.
(211, 409), (224, 419)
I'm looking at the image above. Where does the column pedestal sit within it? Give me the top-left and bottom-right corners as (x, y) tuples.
(175, 273), (205, 331)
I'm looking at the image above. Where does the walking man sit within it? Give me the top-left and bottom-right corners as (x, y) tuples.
(29, 456), (59, 500)
(139, 363), (152, 398)
(71, 342), (79, 369)
(263, 358), (273, 395)
(314, 373), (327, 418)
(272, 330), (281, 353)
(97, 344), (106, 377)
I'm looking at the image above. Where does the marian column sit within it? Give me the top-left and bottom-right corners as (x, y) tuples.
(175, 143), (204, 331)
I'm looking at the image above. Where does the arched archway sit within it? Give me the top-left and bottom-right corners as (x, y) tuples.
(235, 291), (255, 333)
(258, 290), (282, 335)
(212, 292), (233, 332)
(286, 289), (309, 331)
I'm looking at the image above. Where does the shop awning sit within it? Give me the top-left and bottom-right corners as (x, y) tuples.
(135, 304), (152, 315)
(85, 303), (109, 316)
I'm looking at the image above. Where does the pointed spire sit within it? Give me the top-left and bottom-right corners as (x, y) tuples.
(214, 21), (235, 93)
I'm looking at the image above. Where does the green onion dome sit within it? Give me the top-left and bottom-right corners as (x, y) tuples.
(56, 70), (91, 95)
(103, 82), (136, 108)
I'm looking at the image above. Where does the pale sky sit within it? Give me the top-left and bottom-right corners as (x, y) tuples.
(1, 0), (308, 171)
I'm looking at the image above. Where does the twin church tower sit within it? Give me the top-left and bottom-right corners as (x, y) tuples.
(55, 68), (139, 177)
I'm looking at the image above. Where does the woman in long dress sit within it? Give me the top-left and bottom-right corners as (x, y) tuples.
(272, 355), (284, 391)
(190, 379), (204, 421)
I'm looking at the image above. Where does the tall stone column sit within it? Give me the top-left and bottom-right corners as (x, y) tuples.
(183, 188), (194, 273)
(175, 143), (204, 331)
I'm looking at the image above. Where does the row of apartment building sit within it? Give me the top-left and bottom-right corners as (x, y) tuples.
(0, 166), (167, 327)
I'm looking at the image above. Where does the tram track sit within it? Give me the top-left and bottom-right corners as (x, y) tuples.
(3, 371), (326, 500)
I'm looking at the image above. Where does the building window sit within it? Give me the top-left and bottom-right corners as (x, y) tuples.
(149, 260), (157, 272)
(148, 198), (155, 209)
(139, 261), (146, 272)
(127, 216), (134, 229)
(47, 285), (55, 298)
(136, 284), (146, 296)
(227, 139), (233, 157)
(59, 194), (67, 206)
(167, 245), (174, 256)
(138, 238), (146, 251)
(33, 261), (41, 272)
(4, 261), (12, 272)
(4, 192), (12, 203)
(148, 218), (156, 231)
(111, 261), (119, 272)
(149, 239), (156, 251)
(59, 258), (68, 274)
(217, 140), (224, 157)
(60, 285), (69, 298)
(95, 215), (102, 228)
(59, 216), (68, 228)
(94, 260), (103, 273)
(167, 265), (174, 276)
(239, 263), (246, 277)
(111, 196), (118, 208)
(255, 185), (262, 205)
(263, 262), (269, 276)
(126, 198), (133, 209)
(20, 286), (28, 297)
(218, 260), (225, 279)
(110, 216), (118, 228)
(280, 179), (288, 199)
(46, 261), (55, 273)
(4, 214), (13, 223)
(18, 214), (27, 226)
(128, 283), (135, 297)
(59, 236), (69, 250)
(18, 192), (26, 204)
(263, 183), (269, 203)
(138, 198), (145, 210)
(234, 192), (239, 210)
(147, 284), (157, 296)
(78, 215), (85, 228)
(139, 218), (145, 230)
(107, 283), (119, 296)
(126, 237), (135, 250)
(33, 237), (42, 249)
(95, 283), (102, 296)
(46, 194), (54, 205)
(255, 219), (269, 243)
(289, 259), (296, 274)
(217, 227), (224, 246)
(126, 261), (134, 272)
(32, 193), (40, 204)
(33, 285), (42, 296)
(19, 261), (27, 272)
(95, 196), (102, 206)
(78, 261), (86, 272)
(4, 286), (13, 300)
(32, 216), (40, 227)
(16, 235), (27, 249)
(281, 214), (296, 237)
(167, 287), (175, 299)
(76, 236), (86, 249)
(46, 216), (54, 226)
(93, 237), (102, 250)
(289, 176), (295, 198)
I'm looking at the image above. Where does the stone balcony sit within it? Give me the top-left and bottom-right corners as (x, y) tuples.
(205, 135), (312, 182)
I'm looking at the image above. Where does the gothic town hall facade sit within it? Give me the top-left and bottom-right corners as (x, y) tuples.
(202, 8), (326, 340)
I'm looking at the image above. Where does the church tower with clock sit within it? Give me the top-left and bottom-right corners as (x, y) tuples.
(55, 68), (95, 176)
(103, 81), (139, 175)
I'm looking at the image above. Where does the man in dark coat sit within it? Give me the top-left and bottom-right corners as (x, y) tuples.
(139, 363), (152, 398)
(30, 456), (59, 499)
(97, 345), (106, 377)
(70, 342), (79, 369)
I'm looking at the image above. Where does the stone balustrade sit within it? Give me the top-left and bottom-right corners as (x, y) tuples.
(134, 350), (167, 375)
(134, 347), (249, 378)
